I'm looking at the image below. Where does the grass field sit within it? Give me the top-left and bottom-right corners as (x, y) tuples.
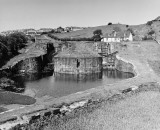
(52, 21), (160, 42)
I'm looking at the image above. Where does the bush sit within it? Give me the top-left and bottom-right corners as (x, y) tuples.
(92, 35), (101, 42)
(148, 30), (155, 35)
(142, 35), (153, 40)
(0, 32), (28, 67)
(93, 29), (102, 36)
(108, 22), (112, 25)
(146, 21), (153, 26)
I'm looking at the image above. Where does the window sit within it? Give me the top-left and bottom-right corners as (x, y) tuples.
(77, 59), (80, 68)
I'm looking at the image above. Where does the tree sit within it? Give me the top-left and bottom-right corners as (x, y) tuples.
(93, 29), (102, 41)
(92, 35), (101, 42)
(0, 41), (8, 57)
(0, 35), (7, 44)
(6, 32), (28, 55)
(108, 22), (112, 25)
(93, 29), (102, 36)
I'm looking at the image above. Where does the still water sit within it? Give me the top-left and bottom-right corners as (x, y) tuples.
(13, 69), (134, 98)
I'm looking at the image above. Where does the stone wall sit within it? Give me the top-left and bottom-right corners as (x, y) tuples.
(13, 57), (43, 73)
(115, 59), (136, 75)
(54, 57), (102, 74)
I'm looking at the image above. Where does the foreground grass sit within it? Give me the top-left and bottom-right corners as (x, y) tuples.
(12, 82), (160, 130)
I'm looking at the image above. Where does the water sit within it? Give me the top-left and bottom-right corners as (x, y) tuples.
(14, 69), (134, 98)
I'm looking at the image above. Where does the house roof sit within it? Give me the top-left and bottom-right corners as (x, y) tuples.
(54, 42), (101, 58)
(103, 30), (131, 38)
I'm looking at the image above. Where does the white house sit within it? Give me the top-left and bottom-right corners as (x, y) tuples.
(101, 30), (133, 42)
(26, 30), (37, 36)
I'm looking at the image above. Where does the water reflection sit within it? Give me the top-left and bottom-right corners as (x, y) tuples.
(12, 72), (53, 83)
(54, 72), (103, 82)
(103, 69), (134, 79)
(22, 69), (134, 98)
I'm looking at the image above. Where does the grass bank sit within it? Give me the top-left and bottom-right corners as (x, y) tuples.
(12, 82), (160, 130)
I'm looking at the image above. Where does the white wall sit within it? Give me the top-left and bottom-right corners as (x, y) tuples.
(129, 33), (133, 41)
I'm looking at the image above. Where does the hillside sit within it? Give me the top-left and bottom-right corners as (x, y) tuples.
(53, 16), (160, 41)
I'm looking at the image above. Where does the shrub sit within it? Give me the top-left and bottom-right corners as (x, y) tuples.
(93, 29), (102, 36)
(148, 30), (155, 35)
(108, 22), (112, 25)
(142, 35), (153, 40)
(146, 21), (153, 26)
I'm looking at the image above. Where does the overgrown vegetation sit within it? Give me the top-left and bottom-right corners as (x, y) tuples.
(93, 29), (102, 41)
(0, 33), (28, 67)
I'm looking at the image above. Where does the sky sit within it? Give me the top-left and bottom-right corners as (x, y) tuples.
(0, 0), (160, 32)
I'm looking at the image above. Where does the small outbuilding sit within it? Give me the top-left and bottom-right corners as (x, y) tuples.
(53, 43), (102, 74)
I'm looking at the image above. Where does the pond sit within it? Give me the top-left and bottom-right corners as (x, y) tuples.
(13, 69), (134, 98)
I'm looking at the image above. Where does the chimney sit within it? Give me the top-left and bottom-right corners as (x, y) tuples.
(114, 31), (116, 37)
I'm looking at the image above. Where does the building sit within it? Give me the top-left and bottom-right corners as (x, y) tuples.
(26, 30), (37, 36)
(93, 42), (118, 69)
(93, 42), (112, 54)
(101, 30), (133, 42)
(39, 28), (53, 33)
(56, 27), (65, 33)
(53, 43), (102, 74)
(64, 27), (85, 32)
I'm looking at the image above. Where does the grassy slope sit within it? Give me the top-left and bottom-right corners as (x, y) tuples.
(53, 18), (160, 41)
